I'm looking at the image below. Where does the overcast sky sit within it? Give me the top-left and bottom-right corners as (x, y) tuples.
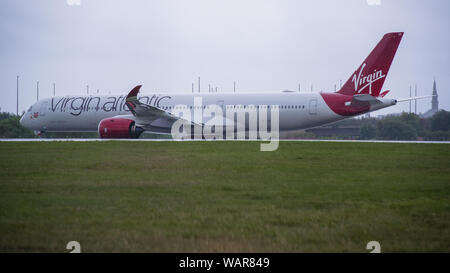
(1, 0), (449, 116)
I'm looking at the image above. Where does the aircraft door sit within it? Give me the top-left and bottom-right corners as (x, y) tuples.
(39, 100), (48, 117)
(309, 99), (317, 115)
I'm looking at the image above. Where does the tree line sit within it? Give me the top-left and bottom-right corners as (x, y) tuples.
(1, 110), (449, 140)
(360, 111), (450, 141)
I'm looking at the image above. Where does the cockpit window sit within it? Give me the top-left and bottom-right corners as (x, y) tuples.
(27, 106), (32, 112)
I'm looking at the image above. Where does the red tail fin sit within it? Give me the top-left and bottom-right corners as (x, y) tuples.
(338, 32), (403, 97)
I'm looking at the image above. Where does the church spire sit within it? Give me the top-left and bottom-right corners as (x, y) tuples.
(432, 78), (438, 111)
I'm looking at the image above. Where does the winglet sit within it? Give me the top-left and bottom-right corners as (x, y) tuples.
(125, 85), (142, 115)
(127, 85), (142, 99)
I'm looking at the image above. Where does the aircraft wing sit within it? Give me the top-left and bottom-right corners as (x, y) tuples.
(125, 85), (201, 130)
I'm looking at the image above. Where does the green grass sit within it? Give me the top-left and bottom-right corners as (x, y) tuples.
(0, 141), (449, 252)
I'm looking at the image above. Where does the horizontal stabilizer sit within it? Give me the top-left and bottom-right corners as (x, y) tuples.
(350, 94), (382, 107)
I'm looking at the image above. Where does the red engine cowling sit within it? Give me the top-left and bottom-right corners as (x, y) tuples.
(98, 117), (144, 138)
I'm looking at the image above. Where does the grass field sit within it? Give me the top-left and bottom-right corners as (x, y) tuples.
(0, 141), (449, 252)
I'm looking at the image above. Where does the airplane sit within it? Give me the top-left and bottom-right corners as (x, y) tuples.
(20, 32), (428, 139)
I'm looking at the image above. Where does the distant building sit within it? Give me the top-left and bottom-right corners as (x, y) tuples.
(422, 79), (440, 118)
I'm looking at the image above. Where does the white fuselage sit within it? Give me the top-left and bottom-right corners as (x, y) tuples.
(20, 92), (391, 134)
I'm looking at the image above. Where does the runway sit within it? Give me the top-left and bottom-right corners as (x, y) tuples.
(0, 138), (449, 144)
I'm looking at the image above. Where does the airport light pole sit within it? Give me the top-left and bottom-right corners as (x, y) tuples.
(16, 76), (19, 116)
(53, 83), (56, 96)
(37, 81), (39, 101)
(409, 85), (412, 113)
(415, 84), (417, 114)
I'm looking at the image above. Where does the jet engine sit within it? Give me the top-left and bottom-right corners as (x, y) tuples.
(98, 117), (144, 138)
